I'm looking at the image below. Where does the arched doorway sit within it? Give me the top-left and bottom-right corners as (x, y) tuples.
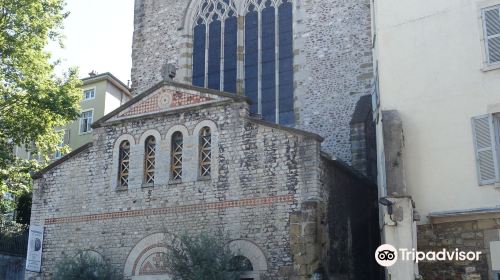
(124, 233), (173, 280)
(228, 240), (268, 280)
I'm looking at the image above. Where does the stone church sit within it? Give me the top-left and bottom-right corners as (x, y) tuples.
(26, 0), (379, 279)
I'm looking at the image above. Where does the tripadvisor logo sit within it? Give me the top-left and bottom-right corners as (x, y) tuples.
(375, 244), (398, 267)
(375, 244), (482, 267)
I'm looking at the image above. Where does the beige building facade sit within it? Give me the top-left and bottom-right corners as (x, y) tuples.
(373, 0), (500, 279)
(14, 72), (132, 160)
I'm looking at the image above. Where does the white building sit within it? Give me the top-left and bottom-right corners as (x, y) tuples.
(373, 0), (500, 279)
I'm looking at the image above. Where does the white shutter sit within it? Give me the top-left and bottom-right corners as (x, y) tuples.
(483, 6), (500, 64)
(472, 114), (499, 185)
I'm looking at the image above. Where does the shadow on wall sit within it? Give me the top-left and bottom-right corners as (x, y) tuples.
(324, 158), (383, 280)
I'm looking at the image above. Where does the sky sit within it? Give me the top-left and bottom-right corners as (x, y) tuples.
(47, 0), (135, 84)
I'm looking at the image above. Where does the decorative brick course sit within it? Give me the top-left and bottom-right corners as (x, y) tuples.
(45, 194), (293, 225)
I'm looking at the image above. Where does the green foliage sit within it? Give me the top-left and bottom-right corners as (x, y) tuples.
(165, 232), (246, 280)
(53, 251), (119, 280)
(15, 191), (31, 225)
(0, 0), (82, 219)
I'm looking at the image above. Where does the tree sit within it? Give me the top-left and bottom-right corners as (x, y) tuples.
(53, 251), (118, 280)
(15, 191), (31, 225)
(165, 232), (247, 280)
(0, 0), (82, 224)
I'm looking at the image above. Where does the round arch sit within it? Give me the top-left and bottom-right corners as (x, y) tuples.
(228, 239), (268, 279)
(124, 233), (178, 279)
(111, 134), (136, 189)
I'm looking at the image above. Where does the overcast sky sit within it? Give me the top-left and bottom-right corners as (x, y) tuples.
(47, 0), (135, 84)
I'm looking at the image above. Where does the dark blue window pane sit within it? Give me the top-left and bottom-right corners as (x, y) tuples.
(208, 20), (221, 90)
(245, 11), (258, 114)
(192, 23), (206, 87)
(279, 2), (294, 125)
(261, 6), (276, 123)
(224, 16), (237, 93)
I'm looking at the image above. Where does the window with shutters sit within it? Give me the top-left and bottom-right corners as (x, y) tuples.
(191, 0), (295, 125)
(119, 140), (131, 188)
(199, 127), (212, 177)
(472, 114), (500, 185)
(171, 132), (183, 181)
(482, 5), (500, 65)
(144, 136), (156, 185)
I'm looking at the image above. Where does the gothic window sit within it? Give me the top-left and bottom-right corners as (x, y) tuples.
(199, 127), (212, 177)
(144, 136), (156, 184)
(192, 0), (238, 92)
(171, 132), (183, 180)
(191, 0), (294, 125)
(119, 140), (131, 188)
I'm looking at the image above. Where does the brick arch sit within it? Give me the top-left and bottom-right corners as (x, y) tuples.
(164, 125), (192, 181)
(124, 232), (178, 278)
(111, 134), (136, 189)
(193, 120), (219, 179)
(137, 130), (163, 185)
(228, 239), (268, 275)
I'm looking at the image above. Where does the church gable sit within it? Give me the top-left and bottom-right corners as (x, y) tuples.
(117, 86), (217, 119)
(95, 82), (245, 127)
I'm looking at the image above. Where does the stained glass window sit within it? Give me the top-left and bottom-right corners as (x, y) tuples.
(192, 20), (206, 87)
(245, 9), (259, 114)
(171, 132), (183, 180)
(192, 0), (294, 125)
(119, 141), (130, 188)
(144, 136), (156, 184)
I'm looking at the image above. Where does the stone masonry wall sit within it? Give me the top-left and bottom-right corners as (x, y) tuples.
(26, 99), (324, 279)
(418, 219), (500, 280)
(130, 0), (373, 162)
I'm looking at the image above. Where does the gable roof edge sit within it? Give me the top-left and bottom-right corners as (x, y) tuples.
(92, 81), (251, 128)
(246, 117), (324, 142)
(32, 142), (93, 180)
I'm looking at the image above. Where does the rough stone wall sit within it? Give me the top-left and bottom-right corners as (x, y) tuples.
(418, 220), (500, 280)
(131, 0), (186, 94)
(296, 0), (373, 162)
(26, 100), (325, 279)
(130, 0), (373, 162)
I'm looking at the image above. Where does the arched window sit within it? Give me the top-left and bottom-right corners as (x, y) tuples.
(144, 136), (156, 184)
(199, 127), (212, 177)
(191, 0), (294, 125)
(171, 132), (183, 180)
(119, 140), (131, 188)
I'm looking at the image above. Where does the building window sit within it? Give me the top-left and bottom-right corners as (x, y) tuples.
(79, 110), (93, 134)
(119, 140), (131, 188)
(171, 132), (183, 180)
(83, 88), (95, 100)
(472, 114), (500, 185)
(54, 129), (70, 159)
(191, 0), (294, 125)
(483, 6), (500, 65)
(199, 127), (212, 177)
(144, 136), (156, 184)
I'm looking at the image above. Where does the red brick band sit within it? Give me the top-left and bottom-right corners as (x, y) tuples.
(44, 194), (294, 225)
